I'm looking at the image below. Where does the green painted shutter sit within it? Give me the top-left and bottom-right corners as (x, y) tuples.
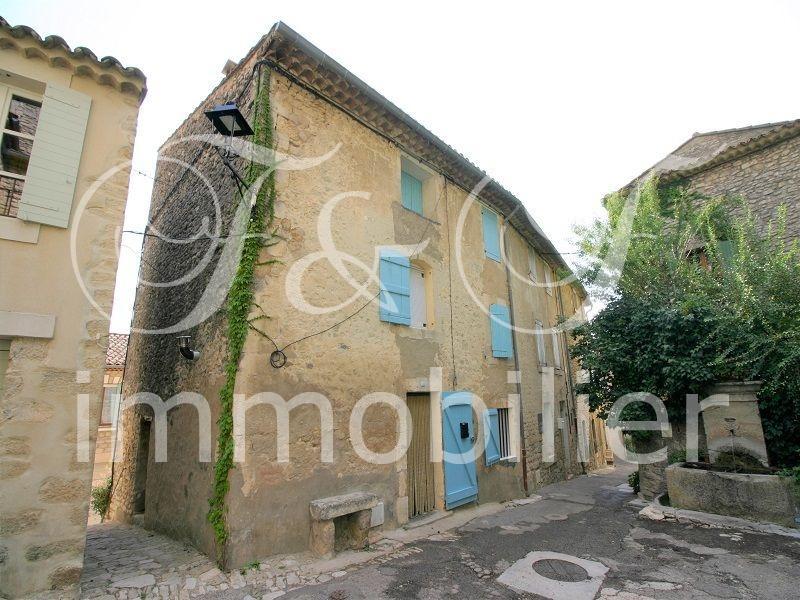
(379, 249), (411, 325)
(490, 303), (513, 358)
(401, 171), (423, 214)
(484, 409), (501, 466)
(482, 207), (501, 261)
(17, 83), (91, 228)
(718, 240), (734, 269)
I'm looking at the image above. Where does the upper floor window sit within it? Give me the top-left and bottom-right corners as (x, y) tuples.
(489, 303), (513, 358)
(551, 328), (562, 368)
(528, 248), (538, 282)
(481, 206), (501, 262)
(1, 90), (41, 219)
(401, 170), (423, 215)
(534, 320), (547, 366)
(379, 250), (433, 329)
(543, 264), (553, 295)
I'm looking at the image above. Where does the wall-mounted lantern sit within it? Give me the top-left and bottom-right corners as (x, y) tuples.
(177, 335), (200, 361)
(204, 101), (254, 193)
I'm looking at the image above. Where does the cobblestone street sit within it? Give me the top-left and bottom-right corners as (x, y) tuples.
(74, 466), (800, 599)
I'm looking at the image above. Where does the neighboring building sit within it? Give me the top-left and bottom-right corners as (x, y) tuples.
(624, 119), (800, 237)
(90, 333), (127, 488)
(111, 23), (606, 568)
(0, 18), (145, 598)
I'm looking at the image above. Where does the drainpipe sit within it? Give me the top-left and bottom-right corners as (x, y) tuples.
(501, 222), (529, 495)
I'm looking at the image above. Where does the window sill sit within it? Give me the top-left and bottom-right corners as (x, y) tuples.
(0, 216), (40, 243)
(537, 366), (564, 375)
(399, 204), (440, 225)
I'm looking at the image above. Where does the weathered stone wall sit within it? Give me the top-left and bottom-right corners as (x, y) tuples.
(684, 133), (800, 238)
(113, 48), (588, 569)
(0, 48), (143, 597)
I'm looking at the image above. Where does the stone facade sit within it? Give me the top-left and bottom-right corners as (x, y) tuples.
(0, 23), (145, 599)
(111, 24), (607, 569)
(683, 132), (800, 238)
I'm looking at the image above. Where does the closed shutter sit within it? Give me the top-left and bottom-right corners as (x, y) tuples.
(481, 207), (501, 262)
(17, 83), (91, 228)
(401, 171), (423, 215)
(490, 303), (513, 358)
(379, 249), (411, 325)
(484, 408), (501, 466)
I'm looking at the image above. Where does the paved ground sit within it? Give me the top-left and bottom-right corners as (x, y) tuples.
(79, 465), (800, 599)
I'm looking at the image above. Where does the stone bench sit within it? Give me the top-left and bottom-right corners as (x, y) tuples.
(309, 492), (379, 558)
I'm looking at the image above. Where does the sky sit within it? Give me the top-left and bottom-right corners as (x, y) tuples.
(2, 0), (799, 332)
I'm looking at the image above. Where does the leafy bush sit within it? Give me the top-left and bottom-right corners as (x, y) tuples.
(91, 476), (112, 521)
(628, 470), (640, 494)
(573, 179), (800, 467)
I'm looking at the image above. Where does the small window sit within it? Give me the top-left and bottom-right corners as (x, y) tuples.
(100, 384), (121, 426)
(534, 320), (547, 366)
(1, 91), (42, 219)
(481, 207), (501, 262)
(528, 249), (538, 282)
(401, 170), (423, 215)
(543, 265), (553, 295)
(497, 407), (511, 459)
(551, 329), (562, 368)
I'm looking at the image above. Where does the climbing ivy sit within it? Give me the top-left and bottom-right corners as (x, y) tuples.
(207, 67), (276, 565)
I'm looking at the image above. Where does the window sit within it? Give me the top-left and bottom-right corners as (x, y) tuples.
(551, 329), (562, 368)
(379, 251), (431, 328)
(481, 207), (501, 262)
(410, 264), (427, 329)
(528, 248), (538, 282)
(543, 264), (553, 295)
(100, 384), (121, 426)
(0, 90), (41, 219)
(534, 320), (547, 366)
(489, 303), (513, 358)
(497, 407), (511, 458)
(484, 407), (512, 465)
(401, 170), (423, 215)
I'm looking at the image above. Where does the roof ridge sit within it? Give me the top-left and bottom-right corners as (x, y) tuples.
(691, 118), (800, 138)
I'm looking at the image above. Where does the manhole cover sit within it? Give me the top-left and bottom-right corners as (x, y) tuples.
(532, 558), (589, 582)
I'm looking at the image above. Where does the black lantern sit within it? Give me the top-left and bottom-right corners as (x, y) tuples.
(204, 101), (253, 137)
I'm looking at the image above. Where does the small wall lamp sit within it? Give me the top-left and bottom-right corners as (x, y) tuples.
(177, 336), (200, 361)
(204, 101), (254, 194)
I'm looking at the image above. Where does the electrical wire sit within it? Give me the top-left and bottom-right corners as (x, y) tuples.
(264, 174), (447, 363)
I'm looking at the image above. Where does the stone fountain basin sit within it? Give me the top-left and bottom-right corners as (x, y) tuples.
(665, 463), (799, 528)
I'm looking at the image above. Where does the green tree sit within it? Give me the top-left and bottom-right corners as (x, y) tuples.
(572, 179), (800, 467)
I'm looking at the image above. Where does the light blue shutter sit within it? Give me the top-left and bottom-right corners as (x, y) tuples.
(482, 207), (501, 261)
(401, 171), (423, 215)
(17, 83), (91, 228)
(490, 303), (513, 358)
(379, 250), (411, 325)
(484, 409), (501, 466)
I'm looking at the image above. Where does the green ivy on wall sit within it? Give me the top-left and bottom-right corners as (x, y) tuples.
(207, 66), (276, 566)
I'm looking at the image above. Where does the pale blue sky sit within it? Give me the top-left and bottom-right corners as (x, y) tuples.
(2, 0), (799, 331)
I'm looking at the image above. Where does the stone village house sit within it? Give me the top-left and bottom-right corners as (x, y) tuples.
(111, 23), (609, 568)
(619, 118), (800, 498)
(0, 18), (146, 599)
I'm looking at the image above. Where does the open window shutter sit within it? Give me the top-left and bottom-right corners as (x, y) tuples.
(379, 250), (411, 325)
(490, 303), (512, 358)
(401, 171), (423, 215)
(484, 409), (501, 466)
(482, 208), (501, 261)
(17, 83), (91, 228)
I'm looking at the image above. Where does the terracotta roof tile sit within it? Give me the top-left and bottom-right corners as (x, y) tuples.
(106, 333), (129, 368)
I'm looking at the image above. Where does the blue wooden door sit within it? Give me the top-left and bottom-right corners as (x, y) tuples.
(441, 392), (478, 509)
